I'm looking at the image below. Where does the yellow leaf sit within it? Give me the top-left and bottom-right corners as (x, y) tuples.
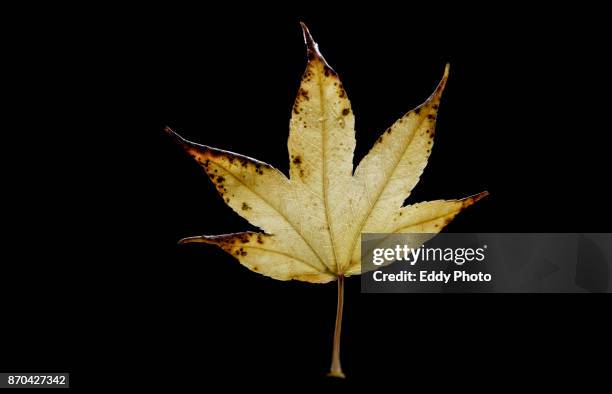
(165, 22), (487, 378)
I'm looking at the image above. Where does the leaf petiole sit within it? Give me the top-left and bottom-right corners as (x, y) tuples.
(328, 274), (345, 378)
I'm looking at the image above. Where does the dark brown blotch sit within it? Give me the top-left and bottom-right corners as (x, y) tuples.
(292, 155), (302, 165)
(323, 65), (337, 77)
(342, 108), (350, 116)
(241, 202), (252, 211)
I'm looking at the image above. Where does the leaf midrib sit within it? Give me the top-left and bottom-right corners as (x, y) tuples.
(317, 65), (340, 273)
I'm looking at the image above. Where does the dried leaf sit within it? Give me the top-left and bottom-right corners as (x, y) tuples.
(165, 22), (487, 378)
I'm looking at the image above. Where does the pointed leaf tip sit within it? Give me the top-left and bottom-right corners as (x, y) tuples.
(299, 21), (331, 68)
(164, 126), (174, 136)
(473, 190), (489, 202)
(299, 22), (318, 57)
(433, 63), (450, 96)
(164, 126), (185, 143)
(178, 235), (205, 245)
(164, 126), (196, 153)
(464, 191), (489, 207)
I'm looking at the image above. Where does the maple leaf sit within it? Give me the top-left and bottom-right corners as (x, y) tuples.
(165, 22), (487, 378)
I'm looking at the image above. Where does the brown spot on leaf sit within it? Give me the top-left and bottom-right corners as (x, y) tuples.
(299, 88), (309, 100)
(292, 155), (302, 165)
(427, 114), (436, 120)
(324, 66), (334, 77)
(242, 202), (252, 211)
(342, 108), (350, 116)
(257, 234), (264, 244)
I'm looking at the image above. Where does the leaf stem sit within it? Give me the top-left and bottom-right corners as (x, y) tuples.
(328, 274), (345, 378)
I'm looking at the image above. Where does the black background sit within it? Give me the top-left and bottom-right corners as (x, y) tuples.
(3, 4), (610, 390)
